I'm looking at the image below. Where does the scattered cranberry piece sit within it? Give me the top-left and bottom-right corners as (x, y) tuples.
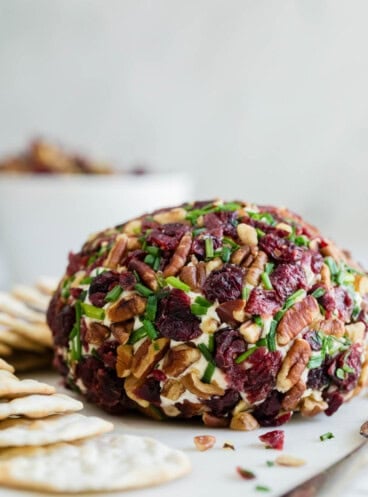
(245, 288), (281, 316)
(259, 233), (304, 262)
(259, 430), (285, 450)
(147, 223), (188, 251)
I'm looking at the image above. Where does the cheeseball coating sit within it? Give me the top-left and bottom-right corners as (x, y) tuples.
(47, 200), (368, 429)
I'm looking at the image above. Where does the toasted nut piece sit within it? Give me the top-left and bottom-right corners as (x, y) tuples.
(223, 442), (235, 450)
(231, 246), (251, 265)
(237, 223), (258, 246)
(107, 294), (146, 323)
(358, 358), (368, 387)
(345, 322), (365, 343)
(355, 274), (368, 295)
(320, 263), (331, 288)
(116, 344), (134, 378)
(282, 380), (306, 410)
(153, 207), (187, 224)
(245, 251), (268, 286)
(104, 234), (128, 269)
(127, 236), (140, 250)
(230, 412), (259, 431)
(275, 455), (306, 467)
(123, 219), (142, 235)
(85, 322), (110, 346)
(162, 344), (201, 377)
(217, 299), (246, 326)
(132, 338), (170, 379)
(313, 318), (344, 338)
(277, 296), (321, 346)
(111, 320), (134, 344)
(275, 222), (292, 234)
(202, 412), (229, 427)
(163, 232), (192, 277)
(232, 399), (252, 416)
(162, 405), (181, 417)
(200, 316), (218, 334)
(300, 394), (328, 417)
(193, 435), (216, 451)
(124, 375), (149, 408)
(180, 262), (207, 292)
(206, 258), (223, 275)
(277, 339), (311, 393)
(321, 243), (346, 262)
(128, 259), (158, 291)
(239, 320), (261, 344)
(161, 379), (185, 401)
(181, 371), (224, 399)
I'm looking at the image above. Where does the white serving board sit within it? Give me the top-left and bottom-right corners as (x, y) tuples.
(2, 371), (368, 497)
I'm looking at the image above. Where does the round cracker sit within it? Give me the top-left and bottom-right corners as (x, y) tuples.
(0, 393), (83, 420)
(0, 328), (46, 353)
(11, 286), (49, 312)
(0, 433), (191, 493)
(0, 359), (14, 373)
(0, 370), (55, 398)
(0, 293), (45, 324)
(0, 314), (52, 348)
(36, 277), (58, 296)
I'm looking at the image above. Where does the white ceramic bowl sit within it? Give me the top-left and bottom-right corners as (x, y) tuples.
(0, 173), (193, 286)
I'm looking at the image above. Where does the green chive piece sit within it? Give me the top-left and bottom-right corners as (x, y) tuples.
(324, 256), (339, 276)
(80, 303), (105, 321)
(198, 343), (214, 363)
(78, 290), (87, 302)
(69, 301), (82, 361)
(195, 296), (212, 308)
(205, 237), (214, 259)
(80, 276), (93, 285)
(152, 256), (161, 271)
(266, 461), (275, 467)
(193, 227), (206, 236)
(342, 364), (355, 374)
(235, 346), (258, 364)
(61, 276), (74, 299)
(221, 245), (232, 263)
(215, 202), (241, 212)
(145, 295), (158, 321)
(135, 283), (154, 297)
(144, 254), (155, 267)
(352, 304), (360, 321)
(256, 485), (271, 492)
(143, 319), (158, 340)
(267, 320), (277, 352)
(335, 368), (345, 380)
(208, 334), (215, 354)
(320, 432), (334, 441)
(265, 263), (274, 275)
(222, 236), (239, 249)
(190, 303), (208, 316)
(274, 310), (285, 322)
(248, 211), (276, 225)
(256, 228), (265, 238)
(294, 235), (310, 247)
(253, 315), (263, 327)
(311, 287), (326, 299)
(165, 276), (190, 292)
(242, 286), (251, 300)
(146, 245), (160, 256)
(202, 362), (216, 383)
(284, 289), (306, 310)
(261, 272), (273, 290)
(105, 285), (123, 303)
(128, 326), (147, 344)
(307, 354), (323, 369)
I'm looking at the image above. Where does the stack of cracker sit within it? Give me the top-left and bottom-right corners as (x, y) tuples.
(0, 277), (57, 371)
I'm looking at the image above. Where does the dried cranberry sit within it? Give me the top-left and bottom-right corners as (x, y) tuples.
(203, 264), (244, 303)
(191, 234), (222, 259)
(323, 390), (344, 416)
(303, 330), (323, 351)
(89, 271), (119, 307)
(156, 289), (202, 341)
(270, 263), (306, 301)
(97, 340), (119, 369)
(320, 288), (353, 321)
(245, 288), (281, 316)
(47, 296), (75, 348)
(242, 350), (282, 403)
(203, 211), (238, 238)
(205, 389), (240, 417)
(259, 430), (285, 450)
(259, 233), (304, 262)
(310, 251), (324, 273)
(147, 223), (189, 251)
(327, 344), (362, 392)
(66, 252), (89, 275)
(134, 377), (161, 405)
(214, 328), (246, 370)
(252, 390), (283, 424)
(69, 287), (83, 300)
(119, 271), (136, 290)
(150, 369), (167, 382)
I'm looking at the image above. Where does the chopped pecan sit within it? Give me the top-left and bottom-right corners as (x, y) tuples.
(200, 316), (218, 334)
(124, 375), (149, 408)
(237, 223), (258, 246)
(132, 337), (170, 379)
(104, 234), (128, 269)
(320, 263), (331, 288)
(354, 274), (368, 295)
(231, 245), (251, 266)
(321, 243), (347, 263)
(123, 219), (142, 235)
(277, 296), (321, 346)
(161, 379), (185, 400)
(217, 299), (246, 326)
(277, 339), (311, 393)
(232, 399), (251, 415)
(193, 435), (216, 451)
(116, 344), (133, 378)
(153, 207), (187, 224)
(275, 455), (306, 467)
(127, 236), (140, 251)
(275, 222), (292, 234)
(84, 322), (110, 346)
(345, 322), (365, 343)
(359, 358), (368, 387)
(128, 259), (158, 291)
(202, 412), (230, 427)
(111, 320), (134, 344)
(162, 344), (201, 377)
(107, 294), (146, 323)
(239, 320), (262, 344)
(181, 371), (224, 399)
(281, 380), (306, 410)
(163, 232), (192, 277)
(245, 251), (268, 286)
(180, 262), (207, 291)
(230, 412), (259, 431)
(300, 394), (328, 417)
(314, 318), (344, 338)
(205, 258), (223, 275)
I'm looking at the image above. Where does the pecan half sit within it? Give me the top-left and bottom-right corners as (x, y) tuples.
(104, 234), (128, 269)
(124, 375), (149, 408)
(231, 245), (252, 266)
(163, 232), (192, 277)
(181, 371), (224, 399)
(193, 435), (216, 451)
(320, 263), (331, 288)
(116, 344), (133, 378)
(107, 294), (146, 323)
(277, 296), (321, 346)
(300, 394), (328, 417)
(237, 223), (258, 246)
(314, 318), (345, 338)
(180, 262), (207, 291)
(276, 339), (311, 392)
(217, 299), (246, 326)
(131, 337), (170, 379)
(162, 343), (201, 377)
(128, 259), (158, 291)
(84, 322), (110, 346)
(153, 207), (187, 224)
(281, 380), (306, 410)
(161, 379), (185, 401)
(111, 320), (134, 344)
(230, 412), (259, 431)
(245, 250), (268, 286)
(345, 322), (365, 343)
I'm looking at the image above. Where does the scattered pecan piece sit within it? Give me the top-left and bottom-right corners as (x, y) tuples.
(230, 412), (259, 431)
(275, 454), (306, 467)
(300, 394), (328, 417)
(153, 207), (187, 224)
(104, 234), (128, 269)
(231, 245), (251, 265)
(314, 318), (344, 338)
(161, 379), (185, 401)
(245, 251), (268, 286)
(277, 296), (321, 346)
(223, 441), (235, 450)
(276, 339), (311, 393)
(355, 274), (368, 295)
(131, 337), (170, 379)
(128, 259), (158, 291)
(107, 294), (146, 323)
(110, 320), (134, 344)
(84, 322), (110, 346)
(180, 262), (207, 291)
(124, 375), (149, 408)
(282, 380), (306, 410)
(181, 371), (224, 399)
(163, 232), (192, 277)
(217, 299), (246, 326)
(237, 223), (258, 246)
(162, 344), (201, 377)
(239, 320), (262, 344)
(345, 322), (365, 343)
(193, 435), (216, 451)
(202, 412), (229, 427)
(116, 344), (133, 378)
(320, 263), (331, 287)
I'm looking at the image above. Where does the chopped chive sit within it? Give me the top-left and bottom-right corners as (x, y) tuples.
(208, 334), (215, 354)
(222, 236), (239, 249)
(145, 295), (158, 321)
(195, 296), (212, 308)
(235, 346), (258, 364)
(143, 319), (158, 340)
(191, 303), (208, 316)
(205, 237), (214, 259)
(78, 290), (87, 302)
(284, 289), (306, 310)
(261, 272), (273, 290)
(152, 256), (161, 271)
(61, 276), (74, 299)
(307, 354), (323, 369)
(193, 227), (206, 236)
(311, 287), (326, 299)
(128, 326), (147, 344)
(105, 285), (123, 303)
(221, 245), (232, 263)
(342, 364), (355, 374)
(198, 343), (214, 363)
(266, 461), (274, 467)
(242, 286), (251, 300)
(320, 432), (334, 441)
(248, 211), (276, 225)
(256, 228), (265, 238)
(80, 302), (105, 321)
(324, 256), (339, 276)
(352, 304), (360, 321)
(144, 254), (156, 266)
(294, 235), (309, 247)
(265, 263), (274, 275)
(214, 202), (241, 212)
(134, 283), (154, 297)
(80, 276), (93, 285)
(202, 362), (216, 383)
(256, 485), (270, 492)
(253, 315), (263, 327)
(165, 276), (190, 292)
(335, 368), (345, 380)
(274, 310), (285, 322)
(146, 245), (160, 256)
(267, 320), (277, 352)
(69, 301), (82, 361)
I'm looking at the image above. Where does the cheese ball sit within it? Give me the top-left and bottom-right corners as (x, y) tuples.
(47, 200), (368, 430)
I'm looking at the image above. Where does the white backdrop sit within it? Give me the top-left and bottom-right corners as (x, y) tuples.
(1, 0), (368, 264)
